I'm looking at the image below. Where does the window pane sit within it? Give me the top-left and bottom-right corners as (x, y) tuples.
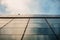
(47, 19), (60, 39)
(0, 19), (28, 40)
(23, 19), (57, 40)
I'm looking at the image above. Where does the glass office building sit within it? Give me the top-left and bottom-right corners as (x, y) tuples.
(0, 15), (60, 40)
(0, 0), (60, 40)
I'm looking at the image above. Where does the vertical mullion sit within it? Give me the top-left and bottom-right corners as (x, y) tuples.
(45, 18), (59, 40)
(21, 18), (30, 40)
(0, 18), (14, 30)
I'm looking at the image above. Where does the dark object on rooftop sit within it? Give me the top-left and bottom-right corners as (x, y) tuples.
(18, 14), (20, 15)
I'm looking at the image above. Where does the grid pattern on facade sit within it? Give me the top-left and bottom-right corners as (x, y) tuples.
(0, 17), (60, 40)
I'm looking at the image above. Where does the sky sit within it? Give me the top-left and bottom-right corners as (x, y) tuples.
(0, 0), (60, 15)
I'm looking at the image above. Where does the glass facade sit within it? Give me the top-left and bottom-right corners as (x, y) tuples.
(0, 18), (60, 40)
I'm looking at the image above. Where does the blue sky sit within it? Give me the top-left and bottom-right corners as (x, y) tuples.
(0, 0), (60, 15)
(0, 4), (6, 13)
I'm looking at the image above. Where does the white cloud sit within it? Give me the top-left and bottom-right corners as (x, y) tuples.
(2, 0), (32, 15)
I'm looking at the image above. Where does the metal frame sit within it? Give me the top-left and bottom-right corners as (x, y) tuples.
(0, 16), (60, 40)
